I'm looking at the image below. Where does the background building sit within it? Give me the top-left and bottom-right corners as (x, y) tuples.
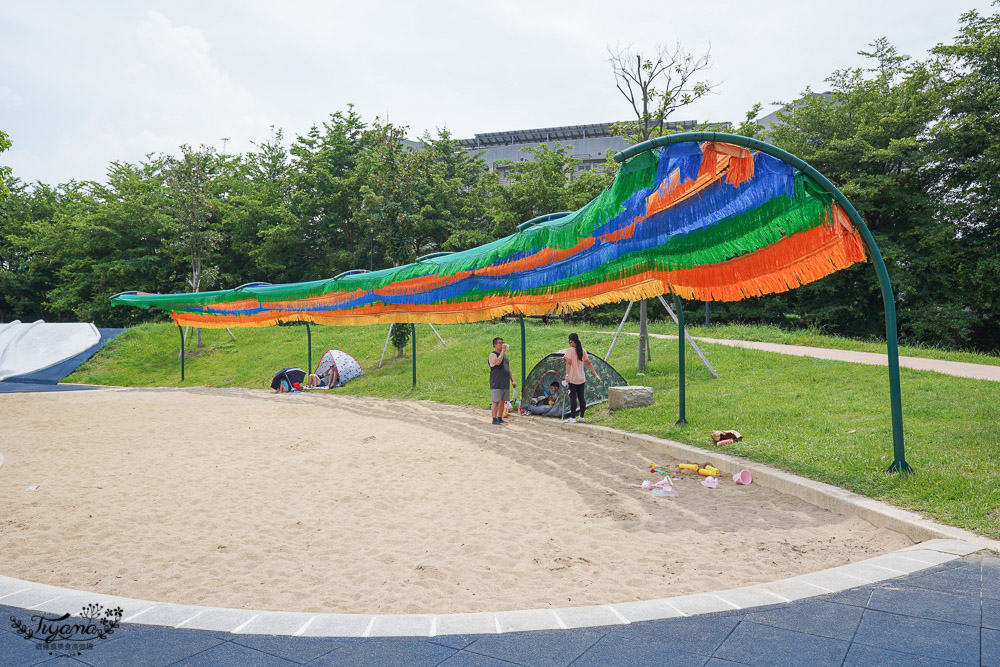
(452, 120), (711, 180)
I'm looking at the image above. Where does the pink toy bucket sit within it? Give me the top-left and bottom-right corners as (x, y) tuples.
(732, 470), (753, 485)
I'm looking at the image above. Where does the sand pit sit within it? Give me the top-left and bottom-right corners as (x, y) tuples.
(0, 388), (912, 614)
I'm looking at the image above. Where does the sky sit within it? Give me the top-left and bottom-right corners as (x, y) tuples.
(1, 0), (994, 186)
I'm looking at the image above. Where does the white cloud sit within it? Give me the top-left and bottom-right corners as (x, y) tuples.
(0, 87), (24, 109)
(91, 10), (272, 157)
(1, 0), (995, 185)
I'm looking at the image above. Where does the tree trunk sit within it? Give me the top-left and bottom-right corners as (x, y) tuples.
(191, 253), (204, 348)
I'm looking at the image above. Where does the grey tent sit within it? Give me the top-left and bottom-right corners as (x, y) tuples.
(522, 350), (627, 418)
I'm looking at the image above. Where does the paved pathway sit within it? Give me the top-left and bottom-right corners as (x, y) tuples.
(592, 331), (1000, 382)
(2, 552), (997, 666)
(0, 382), (104, 394)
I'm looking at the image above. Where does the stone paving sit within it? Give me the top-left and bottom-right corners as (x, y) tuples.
(2, 551), (997, 666)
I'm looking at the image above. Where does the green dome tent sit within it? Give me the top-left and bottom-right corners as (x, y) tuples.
(522, 351), (628, 418)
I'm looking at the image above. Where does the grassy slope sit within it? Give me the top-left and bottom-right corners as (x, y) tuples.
(67, 321), (1000, 538)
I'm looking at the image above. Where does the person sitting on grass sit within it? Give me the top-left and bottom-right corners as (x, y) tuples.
(307, 361), (339, 389)
(531, 382), (561, 406)
(524, 382), (566, 417)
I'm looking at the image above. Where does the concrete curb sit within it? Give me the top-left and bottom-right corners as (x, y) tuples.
(0, 540), (984, 637)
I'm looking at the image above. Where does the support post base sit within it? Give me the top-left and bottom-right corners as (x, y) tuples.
(886, 460), (914, 475)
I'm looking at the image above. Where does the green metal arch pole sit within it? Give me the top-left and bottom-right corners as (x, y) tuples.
(411, 323), (417, 388)
(675, 295), (687, 425)
(616, 132), (910, 474)
(178, 325), (185, 382)
(519, 314), (526, 400)
(306, 322), (312, 373)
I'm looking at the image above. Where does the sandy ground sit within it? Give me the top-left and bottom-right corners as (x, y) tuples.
(0, 388), (913, 614)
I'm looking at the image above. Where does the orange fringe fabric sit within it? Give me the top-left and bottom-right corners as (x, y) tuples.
(637, 142), (756, 225)
(701, 142), (756, 187)
(170, 207), (866, 329)
(474, 238), (597, 277)
(666, 209), (866, 301)
(206, 289), (368, 314)
(118, 139), (878, 332)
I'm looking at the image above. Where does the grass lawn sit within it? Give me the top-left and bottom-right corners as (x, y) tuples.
(67, 319), (1000, 539)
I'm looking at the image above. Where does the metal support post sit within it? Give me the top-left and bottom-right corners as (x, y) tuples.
(378, 324), (393, 369)
(638, 300), (648, 371)
(411, 323), (417, 388)
(655, 295), (718, 378)
(178, 325), (190, 359)
(178, 325), (185, 382)
(604, 301), (634, 361)
(874, 266), (910, 474)
(519, 314), (526, 396)
(675, 295), (687, 425)
(306, 322), (312, 373)
(428, 322), (447, 347)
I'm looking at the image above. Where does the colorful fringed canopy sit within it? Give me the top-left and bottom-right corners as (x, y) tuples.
(112, 139), (868, 328)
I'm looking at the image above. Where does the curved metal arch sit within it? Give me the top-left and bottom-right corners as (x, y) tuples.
(331, 270), (369, 280)
(415, 252), (455, 263)
(616, 132), (910, 474)
(516, 211), (573, 231)
(233, 282), (273, 292)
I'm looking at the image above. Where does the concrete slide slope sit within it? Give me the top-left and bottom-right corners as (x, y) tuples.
(0, 320), (101, 381)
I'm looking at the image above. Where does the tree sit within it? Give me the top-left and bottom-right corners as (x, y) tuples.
(164, 145), (222, 347)
(390, 323), (411, 358)
(44, 160), (178, 325)
(0, 179), (67, 321)
(488, 143), (610, 238)
(0, 129), (12, 200)
(747, 39), (966, 345)
(730, 103), (766, 139)
(287, 108), (371, 278)
(608, 42), (716, 143)
(221, 128), (298, 286)
(609, 42), (716, 368)
(415, 128), (493, 253)
(929, 6), (1000, 350)
(355, 119), (426, 267)
(0, 160), (180, 326)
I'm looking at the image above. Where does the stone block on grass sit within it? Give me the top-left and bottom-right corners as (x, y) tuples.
(608, 386), (653, 411)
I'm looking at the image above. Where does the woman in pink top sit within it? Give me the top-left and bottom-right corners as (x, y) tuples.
(563, 333), (601, 423)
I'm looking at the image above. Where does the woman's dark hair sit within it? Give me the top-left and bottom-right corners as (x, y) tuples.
(568, 332), (584, 360)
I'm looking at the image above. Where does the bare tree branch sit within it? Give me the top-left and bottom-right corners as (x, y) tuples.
(608, 42), (717, 142)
